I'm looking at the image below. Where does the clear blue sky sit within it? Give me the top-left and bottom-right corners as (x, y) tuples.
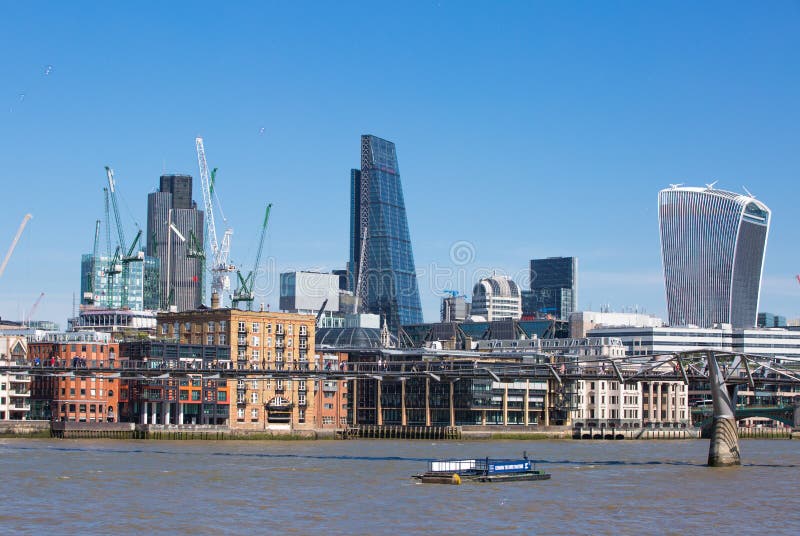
(1, 1), (799, 326)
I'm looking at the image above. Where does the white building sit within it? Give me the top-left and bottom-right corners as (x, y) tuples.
(471, 275), (522, 321)
(587, 325), (800, 360)
(475, 336), (626, 359)
(280, 271), (342, 315)
(569, 311), (665, 338)
(0, 335), (30, 420)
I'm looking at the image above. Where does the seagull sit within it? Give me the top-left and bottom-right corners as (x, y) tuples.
(705, 180), (718, 190)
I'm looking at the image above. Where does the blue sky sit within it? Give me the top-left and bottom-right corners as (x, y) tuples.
(1, 1), (798, 326)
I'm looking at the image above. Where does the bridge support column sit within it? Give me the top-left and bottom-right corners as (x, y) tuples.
(351, 379), (358, 426)
(449, 381), (455, 427)
(794, 403), (800, 430)
(648, 382), (654, 422)
(425, 378), (431, 427)
(502, 385), (508, 425)
(523, 380), (530, 426)
(142, 402), (148, 424)
(544, 381), (550, 427)
(376, 379), (382, 426)
(401, 379), (407, 426)
(656, 382), (662, 425)
(707, 352), (741, 467)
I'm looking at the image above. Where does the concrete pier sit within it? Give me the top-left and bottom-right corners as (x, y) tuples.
(707, 352), (741, 467)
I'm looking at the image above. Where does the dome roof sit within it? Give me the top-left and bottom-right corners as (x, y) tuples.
(472, 276), (521, 298)
(316, 327), (398, 349)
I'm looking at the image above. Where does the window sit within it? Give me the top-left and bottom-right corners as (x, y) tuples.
(184, 322), (191, 332)
(161, 324), (168, 335)
(298, 408), (305, 423)
(323, 416), (334, 425)
(219, 334), (226, 345)
(253, 350), (260, 360)
(217, 391), (227, 401)
(238, 321), (246, 332)
(287, 325), (293, 335)
(251, 380), (258, 390)
(237, 408), (245, 420)
(251, 392), (259, 404)
(207, 335), (214, 345)
(324, 403), (333, 410)
(180, 391), (188, 400)
(299, 325), (307, 336)
(266, 324), (272, 334)
(252, 323), (260, 333)
(208, 321), (215, 332)
(298, 380), (306, 392)
(192, 391), (200, 401)
(250, 408), (258, 421)
(252, 336), (260, 347)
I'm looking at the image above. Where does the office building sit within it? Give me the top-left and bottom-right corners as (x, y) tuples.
(471, 275), (522, 321)
(659, 185), (770, 328)
(81, 253), (160, 311)
(280, 271), (342, 315)
(527, 257), (578, 321)
(569, 311), (665, 338)
(757, 312), (787, 328)
(348, 135), (423, 330)
(147, 174), (204, 311)
(440, 294), (470, 323)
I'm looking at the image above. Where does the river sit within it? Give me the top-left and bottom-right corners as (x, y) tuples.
(1, 438), (798, 535)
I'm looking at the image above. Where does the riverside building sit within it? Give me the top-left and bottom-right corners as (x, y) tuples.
(157, 307), (317, 431)
(659, 185), (770, 328)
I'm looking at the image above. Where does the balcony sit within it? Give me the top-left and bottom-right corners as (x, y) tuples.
(322, 381), (338, 392)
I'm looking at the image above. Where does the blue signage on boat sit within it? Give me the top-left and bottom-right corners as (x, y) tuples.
(487, 460), (531, 474)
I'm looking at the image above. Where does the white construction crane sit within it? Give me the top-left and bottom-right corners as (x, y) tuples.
(0, 214), (32, 279)
(195, 137), (235, 299)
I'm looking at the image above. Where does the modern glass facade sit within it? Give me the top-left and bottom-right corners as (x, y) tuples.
(658, 186), (770, 328)
(528, 257), (578, 321)
(81, 254), (160, 311)
(349, 135), (423, 330)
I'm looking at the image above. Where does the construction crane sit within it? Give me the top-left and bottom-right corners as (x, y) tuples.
(315, 298), (329, 327)
(105, 166), (143, 308)
(25, 292), (45, 326)
(103, 188), (122, 307)
(196, 137), (235, 302)
(232, 204), (272, 310)
(0, 213), (32, 279)
(355, 226), (369, 313)
(83, 220), (101, 305)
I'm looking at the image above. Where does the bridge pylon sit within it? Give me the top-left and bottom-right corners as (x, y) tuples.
(706, 351), (741, 467)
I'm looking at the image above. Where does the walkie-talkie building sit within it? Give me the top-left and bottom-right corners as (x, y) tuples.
(658, 185), (770, 328)
(349, 135), (423, 330)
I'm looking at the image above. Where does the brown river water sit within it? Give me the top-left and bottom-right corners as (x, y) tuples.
(1, 438), (799, 535)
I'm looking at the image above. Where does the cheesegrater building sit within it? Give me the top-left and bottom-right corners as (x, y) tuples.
(348, 135), (423, 331)
(658, 185), (770, 329)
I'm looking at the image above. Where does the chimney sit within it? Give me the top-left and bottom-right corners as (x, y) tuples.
(211, 291), (221, 309)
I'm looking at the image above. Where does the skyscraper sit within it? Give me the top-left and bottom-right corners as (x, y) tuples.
(471, 276), (522, 321)
(147, 174), (204, 311)
(528, 257), (578, 321)
(349, 135), (423, 330)
(659, 185), (770, 328)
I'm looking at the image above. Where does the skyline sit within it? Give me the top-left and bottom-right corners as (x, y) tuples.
(2, 2), (799, 325)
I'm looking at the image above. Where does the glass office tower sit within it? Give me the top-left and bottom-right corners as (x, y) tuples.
(528, 257), (578, 321)
(659, 185), (770, 328)
(349, 135), (423, 330)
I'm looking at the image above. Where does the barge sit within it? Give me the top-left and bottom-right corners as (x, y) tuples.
(413, 455), (551, 484)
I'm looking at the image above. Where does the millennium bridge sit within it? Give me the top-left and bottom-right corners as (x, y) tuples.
(2, 349), (799, 466)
